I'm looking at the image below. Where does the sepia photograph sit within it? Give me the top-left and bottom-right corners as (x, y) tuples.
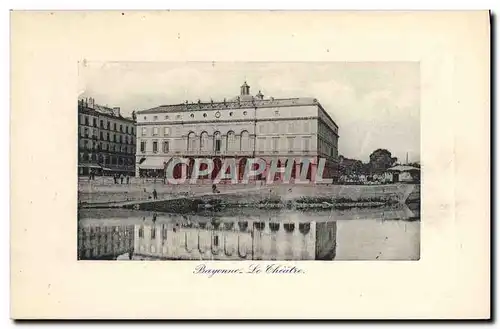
(77, 61), (421, 261)
(10, 10), (490, 319)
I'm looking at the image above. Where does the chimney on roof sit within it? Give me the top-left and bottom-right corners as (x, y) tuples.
(256, 90), (264, 100)
(88, 97), (95, 109)
(240, 81), (250, 96)
(112, 107), (121, 117)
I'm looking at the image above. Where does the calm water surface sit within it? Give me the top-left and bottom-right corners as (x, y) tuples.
(78, 205), (420, 261)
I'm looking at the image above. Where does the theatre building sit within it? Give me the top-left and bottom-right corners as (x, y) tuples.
(135, 82), (339, 182)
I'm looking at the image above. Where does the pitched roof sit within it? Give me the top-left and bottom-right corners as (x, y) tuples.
(387, 165), (420, 172)
(78, 105), (135, 123)
(137, 97), (319, 114)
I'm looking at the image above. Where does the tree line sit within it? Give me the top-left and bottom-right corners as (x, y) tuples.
(339, 149), (420, 176)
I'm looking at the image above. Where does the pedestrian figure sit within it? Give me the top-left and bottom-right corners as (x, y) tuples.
(153, 189), (158, 200)
(113, 174), (118, 184)
(120, 174), (124, 184)
(126, 175), (130, 184)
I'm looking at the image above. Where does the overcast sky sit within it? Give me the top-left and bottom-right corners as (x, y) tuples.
(79, 61), (420, 163)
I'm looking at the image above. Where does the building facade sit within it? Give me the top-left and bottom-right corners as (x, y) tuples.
(78, 223), (135, 260)
(135, 82), (339, 182)
(78, 97), (136, 176)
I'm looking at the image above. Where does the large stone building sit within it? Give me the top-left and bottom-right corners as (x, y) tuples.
(135, 82), (339, 182)
(78, 98), (136, 176)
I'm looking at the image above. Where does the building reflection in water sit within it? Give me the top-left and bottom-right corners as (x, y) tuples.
(132, 218), (337, 261)
(77, 205), (419, 261)
(78, 224), (135, 260)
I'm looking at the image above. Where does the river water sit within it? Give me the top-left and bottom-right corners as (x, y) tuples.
(78, 203), (420, 261)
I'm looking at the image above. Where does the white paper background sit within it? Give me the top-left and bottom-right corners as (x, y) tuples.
(8, 9), (491, 320)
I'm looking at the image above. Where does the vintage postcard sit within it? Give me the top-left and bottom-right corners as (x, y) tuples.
(77, 62), (420, 262)
(10, 11), (490, 319)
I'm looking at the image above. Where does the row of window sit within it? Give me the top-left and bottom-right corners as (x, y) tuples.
(318, 138), (337, 157)
(137, 226), (219, 246)
(141, 127), (170, 137)
(140, 140), (170, 154)
(257, 136), (312, 152)
(79, 244), (132, 258)
(144, 110), (251, 122)
(79, 153), (134, 166)
(318, 121), (337, 145)
(80, 226), (133, 234)
(187, 131), (249, 152)
(138, 135), (319, 154)
(258, 120), (312, 135)
(80, 129), (135, 144)
(143, 107), (296, 123)
(139, 120), (314, 138)
(139, 131), (252, 154)
(79, 115), (135, 134)
(80, 140), (136, 154)
(138, 226), (168, 240)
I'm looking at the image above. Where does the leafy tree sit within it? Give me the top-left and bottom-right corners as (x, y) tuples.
(368, 149), (398, 174)
(339, 155), (364, 175)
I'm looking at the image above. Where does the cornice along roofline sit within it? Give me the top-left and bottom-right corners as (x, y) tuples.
(137, 97), (320, 114)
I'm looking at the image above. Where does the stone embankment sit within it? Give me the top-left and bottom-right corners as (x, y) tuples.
(111, 184), (420, 213)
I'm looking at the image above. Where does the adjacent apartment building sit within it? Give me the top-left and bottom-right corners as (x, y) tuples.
(135, 82), (339, 182)
(78, 97), (136, 176)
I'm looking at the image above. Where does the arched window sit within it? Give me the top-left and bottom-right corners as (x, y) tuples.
(187, 132), (196, 152)
(284, 223), (295, 233)
(200, 131), (209, 152)
(238, 221), (248, 232)
(213, 131), (221, 152)
(269, 223), (280, 232)
(226, 131), (236, 152)
(299, 223), (311, 235)
(253, 222), (265, 231)
(240, 130), (249, 151)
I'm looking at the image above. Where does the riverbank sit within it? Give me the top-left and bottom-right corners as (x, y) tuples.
(78, 203), (419, 223)
(101, 184), (418, 214)
(79, 181), (420, 207)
